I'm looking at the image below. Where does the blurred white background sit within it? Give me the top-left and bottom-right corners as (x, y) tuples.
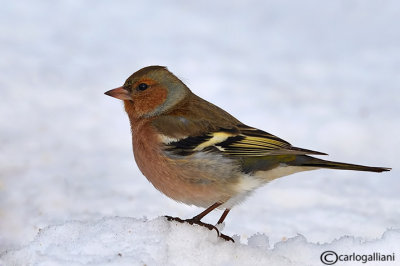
(1, 0), (399, 253)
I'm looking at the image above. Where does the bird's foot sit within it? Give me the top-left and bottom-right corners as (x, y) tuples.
(165, 216), (234, 242)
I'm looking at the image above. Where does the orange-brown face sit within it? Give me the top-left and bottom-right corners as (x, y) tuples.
(105, 77), (168, 118)
(126, 78), (168, 118)
(105, 66), (190, 119)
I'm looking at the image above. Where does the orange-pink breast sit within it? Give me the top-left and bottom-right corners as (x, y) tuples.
(130, 120), (240, 207)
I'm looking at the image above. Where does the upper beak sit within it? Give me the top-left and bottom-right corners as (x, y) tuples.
(104, 87), (132, 101)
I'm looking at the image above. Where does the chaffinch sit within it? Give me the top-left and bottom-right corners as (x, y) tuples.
(105, 66), (390, 240)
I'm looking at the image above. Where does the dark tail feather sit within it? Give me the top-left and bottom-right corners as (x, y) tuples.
(293, 155), (391, 173)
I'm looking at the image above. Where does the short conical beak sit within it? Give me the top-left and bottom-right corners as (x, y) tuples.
(104, 87), (132, 100)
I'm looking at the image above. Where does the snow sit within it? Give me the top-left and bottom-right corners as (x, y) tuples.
(1, 217), (399, 266)
(1, 0), (399, 265)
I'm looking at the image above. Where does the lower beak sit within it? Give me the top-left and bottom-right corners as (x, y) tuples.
(104, 87), (132, 100)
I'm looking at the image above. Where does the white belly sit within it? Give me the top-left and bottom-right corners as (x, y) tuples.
(222, 165), (316, 209)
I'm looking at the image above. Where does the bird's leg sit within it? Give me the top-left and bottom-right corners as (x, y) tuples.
(183, 202), (222, 234)
(189, 202), (222, 222)
(166, 202), (221, 228)
(214, 208), (234, 242)
(217, 209), (230, 224)
(165, 202), (234, 242)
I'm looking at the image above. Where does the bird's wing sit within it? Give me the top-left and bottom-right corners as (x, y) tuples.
(163, 124), (327, 157)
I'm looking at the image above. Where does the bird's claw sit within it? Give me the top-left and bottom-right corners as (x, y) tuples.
(165, 215), (234, 242)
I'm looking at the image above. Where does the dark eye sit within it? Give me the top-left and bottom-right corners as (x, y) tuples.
(137, 83), (148, 91)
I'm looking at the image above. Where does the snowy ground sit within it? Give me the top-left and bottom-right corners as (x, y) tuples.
(1, 218), (399, 266)
(1, 0), (399, 265)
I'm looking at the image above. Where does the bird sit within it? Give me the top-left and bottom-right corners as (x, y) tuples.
(105, 65), (390, 240)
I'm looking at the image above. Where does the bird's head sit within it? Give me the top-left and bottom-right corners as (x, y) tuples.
(105, 66), (190, 118)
